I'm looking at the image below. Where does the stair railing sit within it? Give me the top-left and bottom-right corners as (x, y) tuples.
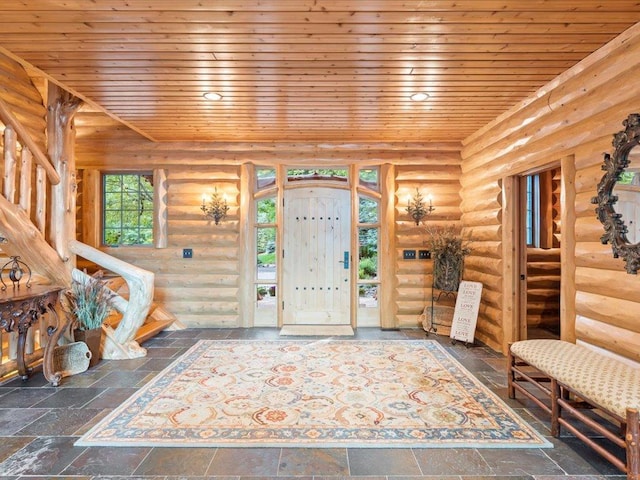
(0, 113), (64, 378)
(69, 240), (155, 359)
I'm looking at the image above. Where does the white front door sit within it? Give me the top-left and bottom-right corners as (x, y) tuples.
(283, 187), (351, 325)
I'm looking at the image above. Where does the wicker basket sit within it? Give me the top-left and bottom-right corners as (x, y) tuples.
(53, 341), (92, 377)
(421, 305), (455, 334)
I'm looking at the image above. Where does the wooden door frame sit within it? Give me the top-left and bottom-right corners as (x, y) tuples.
(242, 163), (391, 330)
(502, 158), (575, 352)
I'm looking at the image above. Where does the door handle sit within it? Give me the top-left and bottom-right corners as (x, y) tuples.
(338, 251), (349, 269)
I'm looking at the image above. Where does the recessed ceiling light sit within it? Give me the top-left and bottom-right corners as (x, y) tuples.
(410, 92), (429, 102)
(203, 92), (223, 101)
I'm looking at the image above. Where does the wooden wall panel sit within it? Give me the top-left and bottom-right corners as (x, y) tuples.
(75, 134), (243, 327)
(460, 22), (640, 360)
(394, 163), (462, 328)
(76, 123), (462, 328)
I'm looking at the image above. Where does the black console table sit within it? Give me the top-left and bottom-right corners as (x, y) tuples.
(0, 285), (67, 386)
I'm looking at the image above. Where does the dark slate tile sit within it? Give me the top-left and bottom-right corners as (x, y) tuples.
(19, 476), (92, 480)
(143, 347), (185, 358)
(166, 329), (204, 339)
(0, 409), (48, 435)
(0, 387), (56, 407)
(207, 447), (280, 476)
(0, 436), (81, 476)
(556, 437), (625, 476)
(461, 476), (534, 480)
(541, 437), (606, 476)
(393, 476), (459, 480)
(239, 477), (311, 480)
(413, 448), (492, 476)
(192, 328), (238, 340)
(0, 436), (34, 463)
(60, 446), (151, 476)
(94, 358), (150, 371)
(279, 448), (349, 476)
(30, 388), (106, 408)
(0, 372), (49, 388)
(134, 447), (214, 476)
(167, 338), (200, 348)
(87, 370), (153, 388)
(81, 387), (138, 409)
(347, 448), (421, 476)
(534, 476), (607, 480)
(55, 369), (111, 388)
(16, 408), (103, 436)
(226, 328), (280, 340)
(478, 448), (564, 476)
(136, 357), (178, 372)
(83, 476), (159, 480)
(73, 407), (111, 435)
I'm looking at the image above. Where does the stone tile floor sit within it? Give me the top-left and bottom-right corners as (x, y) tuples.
(0, 328), (627, 479)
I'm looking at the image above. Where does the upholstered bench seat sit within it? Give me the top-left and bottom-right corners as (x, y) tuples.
(510, 339), (640, 419)
(509, 339), (640, 479)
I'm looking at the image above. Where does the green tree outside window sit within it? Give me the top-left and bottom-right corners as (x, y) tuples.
(103, 173), (154, 246)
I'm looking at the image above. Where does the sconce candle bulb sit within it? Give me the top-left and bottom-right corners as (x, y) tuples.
(201, 187), (229, 225)
(406, 188), (435, 225)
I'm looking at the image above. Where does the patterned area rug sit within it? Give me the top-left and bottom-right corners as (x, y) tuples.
(77, 340), (551, 448)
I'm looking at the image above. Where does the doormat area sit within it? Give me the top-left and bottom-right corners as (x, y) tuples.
(279, 325), (355, 336)
(76, 340), (551, 448)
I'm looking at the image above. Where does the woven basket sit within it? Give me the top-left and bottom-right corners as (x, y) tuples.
(53, 341), (92, 377)
(421, 305), (455, 333)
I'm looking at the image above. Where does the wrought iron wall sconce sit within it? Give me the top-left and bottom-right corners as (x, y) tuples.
(201, 188), (229, 225)
(406, 188), (435, 225)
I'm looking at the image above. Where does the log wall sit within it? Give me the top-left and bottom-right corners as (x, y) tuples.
(394, 164), (462, 327)
(77, 124), (241, 327)
(75, 115), (462, 327)
(0, 55), (46, 156)
(0, 53), (47, 233)
(461, 22), (640, 361)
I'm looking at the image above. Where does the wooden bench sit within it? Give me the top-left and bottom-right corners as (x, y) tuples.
(508, 339), (639, 480)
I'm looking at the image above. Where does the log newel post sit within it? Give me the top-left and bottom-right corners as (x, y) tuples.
(47, 83), (83, 272)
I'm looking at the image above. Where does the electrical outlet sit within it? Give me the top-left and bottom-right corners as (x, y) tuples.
(418, 249), (431, 259)
(183, 248), (193, 259)
(403, 249), (416, 260)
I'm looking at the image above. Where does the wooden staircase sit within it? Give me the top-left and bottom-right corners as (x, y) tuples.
(103, 276), (180, 344)
(0, 62), (181, 379)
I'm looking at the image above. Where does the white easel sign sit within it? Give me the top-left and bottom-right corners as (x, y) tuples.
(450, 281), (483, 344)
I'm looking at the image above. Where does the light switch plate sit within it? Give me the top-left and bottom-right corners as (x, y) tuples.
(418, 250), (431, 259)
(403, 249), (416, 259)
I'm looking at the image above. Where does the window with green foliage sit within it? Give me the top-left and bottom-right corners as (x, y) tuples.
(286, 168), (348, 183)
(358, 195), (379, 283)
(103, 173), (154, 246)
(256, 197), (277, 281)
(358, 228), (378, 280)
(256, 167), (276, 190)
(359, 168), (379, 190)
(359, 197), (378, 223)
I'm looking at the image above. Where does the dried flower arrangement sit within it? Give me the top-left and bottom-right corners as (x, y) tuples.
(65, 271), (114, 331)
(425, 225), (471, 292)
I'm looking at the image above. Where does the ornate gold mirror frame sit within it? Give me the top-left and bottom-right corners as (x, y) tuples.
(591, 113), (640, 274)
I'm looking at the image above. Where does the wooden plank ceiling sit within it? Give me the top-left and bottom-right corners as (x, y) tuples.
(0, 1), (639, 143)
